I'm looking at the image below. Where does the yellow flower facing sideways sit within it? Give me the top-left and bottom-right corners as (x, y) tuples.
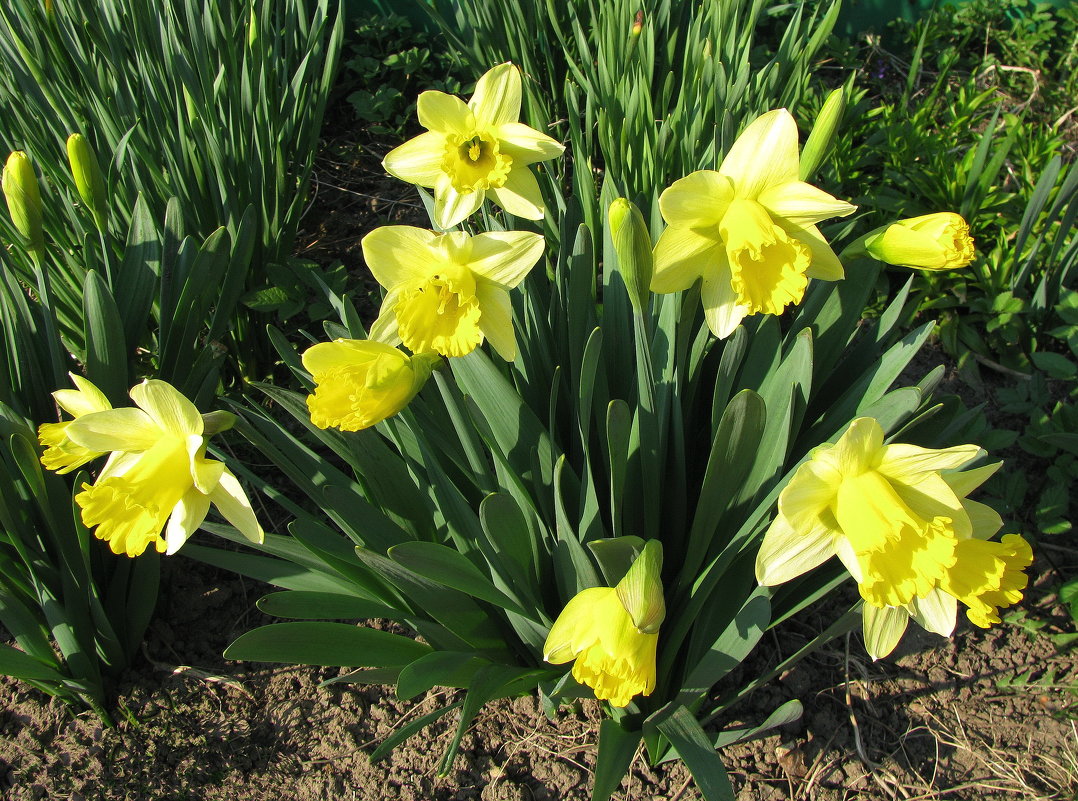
(363, 225), (545, 360)
(544, 540), (665, 708)
(864, 212), (975, 270)
(303, 339), (439, 431)
(651, 109), (856, 339)
(52, 380), (263, 558)
(38, 373), (112, 473)
(382, 63), (565, 229)
(756, 418), (1032, 659)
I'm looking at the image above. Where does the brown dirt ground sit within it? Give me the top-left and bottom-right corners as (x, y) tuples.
(3, 109), (1078, 801)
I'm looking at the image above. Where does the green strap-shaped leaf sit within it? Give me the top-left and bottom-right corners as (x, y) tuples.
(223, 622), (431, 667)
(369, 699), (464, 763)
(388, 541), (528, 617)
(396, 651), (487, 701)
(678, 590), (770, 705)
(256, 591), (404, 622)
(593, 718), (642, 801)
(0, 643), (68, 682)
(656, 707), (735, 801)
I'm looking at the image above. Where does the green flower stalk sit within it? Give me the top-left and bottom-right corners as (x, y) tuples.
(66, 134), (108, 230)
(608, 197), (654, 313)
(2, 150), (45, 253)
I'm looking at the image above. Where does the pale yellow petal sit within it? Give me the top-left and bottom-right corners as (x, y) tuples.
(54, 374), (111, 417)
(785, 223), (844, 281)
(878, 442), (983, 483)
(65, 408), (160, 452)
(543, 587), (613, 663)
(701, 269), (746, 340)
(778, 458), (843, 524)
(862, 603), (909, 660)
(891, 472), (971, 538)
(834, 536), (863, 582)
(130, 380), (203, 437)
(757, 181), (856, 226)
(361, 226), (439, 290)
(469, 63), (521, 128)
(657, 170), (732, 228)
(942, 462), (1001, 497)
(368, 305), (402, 347)
(210, 470), (264, 544)
(908, 588), (957, 637)
(467, 231), (544, 288)
(963, 499), (1003, 540)
(719, 109), (800, 199)
(755, 514), (837, 586)
(434, 173), (484, 228)
(826, 418), (883, 476)
(187, 435), (225, 495)
(651, 225), (723, 293)
(302, 339), (403, 376)
(497, 122), (564, 165)
(476, 283), (517, 361)
(417, 90), (474, 137)
(165, 488), (211, 555)
(487, 166), (545, 220)
(382, 131), (447, 188)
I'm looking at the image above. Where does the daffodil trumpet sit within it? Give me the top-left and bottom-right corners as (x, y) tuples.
(755, 417), (1031, 659)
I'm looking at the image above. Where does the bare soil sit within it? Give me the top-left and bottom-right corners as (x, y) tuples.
(3, 114), (1077, 801)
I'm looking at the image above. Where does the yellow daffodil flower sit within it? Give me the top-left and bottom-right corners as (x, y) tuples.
(864, 212), (975, 270)
(382, 63), (564, 229)
(59, 380), (263, 557)
(302, 339), (439, 431)
(544, 541), (664, 707)
(755, 417), (1031, 660)
(363, 225), (544, 360)
(38, 373), (113, 473)
(651, 109), (856, 339)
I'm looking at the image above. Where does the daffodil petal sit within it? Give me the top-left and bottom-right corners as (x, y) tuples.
(187, 436), (225, 495)
(467, 231), (544, 288)
(651, 225), (723, 293)
(891, 472), (971, 538)
(758, 181), (856, 226)
(488, 166), (545, 220)
(941, 462), (1002, 497)
(756, 514), (836, 585)
(469, 63), (521, 129)
(834, 535), (863, 582)
(165, 488), (211, 555)
(497, 122), (564, 164)
(65, 408), (159, 452)
(97, 450), (141, 481)
(434, 173), (484, 228)
(719, 109), (800, 200)
(417, 90), (473, 137)
(777, 458), (842, 525)
(701, 270), (745, 339)
(825, 418), (884, 476)
(962, 498), (1003, 540)
(302, 338), (396, 375)
(785, 223), (844, 281)
(543, 587), (611, 663)
(878, 443), (983, 482)
(476, 283), (517, 361)
(362, 226), (439, 290)
(54, 375), (111, 417)
(862, 603), (909, 660)
(908, 588), (957, 637)
(131, 380), (203, 437)
(382, 131), (447, 187)
(369, 304), (403, 347)
(658, 170), (732, 228)
(210, 469), (264, 544)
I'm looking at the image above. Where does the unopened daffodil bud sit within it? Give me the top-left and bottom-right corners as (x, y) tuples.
(2, 151), (44, 253)
(631, 10), (643, 36)
(799, 87), (845, 182)
(608, 197), (654, 313)
(302, 339), (440, 432)
(862, 212), (975, 270)
(247, 7), (259, 50)
(66, 134), (107, 230)
(544, 540), (664, 707)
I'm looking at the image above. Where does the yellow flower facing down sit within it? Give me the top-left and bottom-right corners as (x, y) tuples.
(544, 540), (664, 708)
(651, 109), (856, 339)
(864, 212), (975, 270)
(302, 339), (439, 431)
(38, 373), (113, 473)
(363, 225), (544, 360)
(382, 63), (565, 229)
(60, 380), (263, 557)
(755, 417), (1031, 660)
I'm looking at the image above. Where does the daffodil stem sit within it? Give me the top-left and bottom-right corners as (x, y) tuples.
(632, 310), (661, 541)
(31, 250), (67, 387)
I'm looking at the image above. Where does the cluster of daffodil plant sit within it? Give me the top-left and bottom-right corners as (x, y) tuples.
(183, 62), (1031, 800)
